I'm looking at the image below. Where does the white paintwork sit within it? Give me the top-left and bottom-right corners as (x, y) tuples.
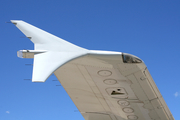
(13, 20), (174, 120)
(90, 50), (122, 55)
(12, 20), (88, 82)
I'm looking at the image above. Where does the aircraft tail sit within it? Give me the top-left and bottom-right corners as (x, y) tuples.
(11, 20), (88, 82)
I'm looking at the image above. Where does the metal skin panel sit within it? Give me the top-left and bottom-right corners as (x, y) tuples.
(54, 55), (174, 120)
(13, 20), (174, 120)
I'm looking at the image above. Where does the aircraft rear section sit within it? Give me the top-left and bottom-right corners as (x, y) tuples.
(54, 55), (174, 120)
(12, 20), (174, 120)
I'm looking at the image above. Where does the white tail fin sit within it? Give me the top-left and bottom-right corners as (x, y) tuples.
(12, 20), (88, 82)
(11, 20), (85, 51)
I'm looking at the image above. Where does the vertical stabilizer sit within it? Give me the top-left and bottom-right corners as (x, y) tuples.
(12, 20), (89, 82)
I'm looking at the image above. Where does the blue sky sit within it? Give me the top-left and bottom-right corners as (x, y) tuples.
(0, 0), (180, 120)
